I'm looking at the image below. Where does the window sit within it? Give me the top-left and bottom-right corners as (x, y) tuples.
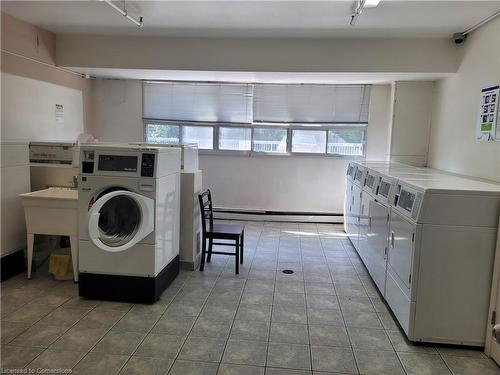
(145, 124), (180, 144)
(143, 81), (370, 157)
(219, 127), (251, 151)
(327, 128), (365, 156)
(253, 128), (288, 153)
(182, 126), (213, 149)
(292, 130), (327, 154)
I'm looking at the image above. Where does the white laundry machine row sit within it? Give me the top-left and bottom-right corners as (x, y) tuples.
(78, 144), (181, 303)
(344, 161), (500, 346)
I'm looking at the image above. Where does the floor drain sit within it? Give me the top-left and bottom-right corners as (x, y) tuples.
(282, 269), (294, 274)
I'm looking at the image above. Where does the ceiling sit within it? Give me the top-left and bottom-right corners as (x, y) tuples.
(2, 0), (500, 39)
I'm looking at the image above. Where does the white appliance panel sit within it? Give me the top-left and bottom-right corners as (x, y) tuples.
(413, 225), (496, 345)
(388, 210), (415, 294)
(154, 173), (181, 274)
(357, 192), (371, 262)
(79, 240), (157, 277)
(348, 184), (363, 248)
(386, 268), (415, 337)
(366, 199), (390, 294)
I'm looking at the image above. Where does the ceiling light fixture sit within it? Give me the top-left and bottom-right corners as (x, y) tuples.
(100, 0), (143, 28)
(350, 0), (381, 26)
(364, 0), (382, 8)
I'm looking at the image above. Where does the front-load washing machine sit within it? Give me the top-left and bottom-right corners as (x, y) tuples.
(78, 143), (181, 302)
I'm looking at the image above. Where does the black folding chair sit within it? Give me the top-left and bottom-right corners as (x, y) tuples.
(198, 189), (244, 274)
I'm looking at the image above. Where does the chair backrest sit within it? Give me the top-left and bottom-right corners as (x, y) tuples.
(198, 189), (214, 234)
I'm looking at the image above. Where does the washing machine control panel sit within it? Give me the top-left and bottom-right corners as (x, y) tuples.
(141, 153), (155, 177)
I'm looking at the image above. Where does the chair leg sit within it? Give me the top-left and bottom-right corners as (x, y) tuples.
(240, 231), (244, 264)
(235, 238), (240, 275)
(200, 235), (207, 271)
(207, 238), (213, 263)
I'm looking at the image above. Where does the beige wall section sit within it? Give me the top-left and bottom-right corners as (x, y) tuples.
(57, 34), (458, 73)
(90, 79), (143, 141)
(0, 12), (92, 134)
(390, 81), (434, 166)
(1, 12), (55, 65)
(90, 79), (392, 212)
(366, 85), (392, 161)
(428, 17), (500, 183)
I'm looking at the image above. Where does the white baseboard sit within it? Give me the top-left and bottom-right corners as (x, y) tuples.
(213, 209), (343, 224)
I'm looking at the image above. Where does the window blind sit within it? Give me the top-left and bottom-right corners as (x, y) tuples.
(143, 81), (253, 123)
(253, 84), (370, 123)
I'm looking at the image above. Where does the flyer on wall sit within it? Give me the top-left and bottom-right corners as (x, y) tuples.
(476, 85), (499, 142)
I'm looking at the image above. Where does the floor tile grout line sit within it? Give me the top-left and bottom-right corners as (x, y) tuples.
(167, 267), (225, 371)
(67, 302), (136, 373)
(215, 257), (257, 370)
(116, 289), (183, 375)
(332, 237), (362, 375)
(73, 279), (186, 373)
(264, 226), (279, 370)
(164, 222), (262, 373)
(344, 235), (409, 375)
(4, 222), (488, 375)
(20, 294), (101, 370)
(302, 226), (317, 374)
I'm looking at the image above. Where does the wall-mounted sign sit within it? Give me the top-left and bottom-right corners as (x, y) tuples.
(55, 104), (64, 124)
(476, 85), (499, 142)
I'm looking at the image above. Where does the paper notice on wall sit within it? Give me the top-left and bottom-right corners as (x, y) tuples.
(55, 104), (64, 124)
(476, 85), (499, 142)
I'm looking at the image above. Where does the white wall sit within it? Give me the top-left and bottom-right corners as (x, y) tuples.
(366, 85), (392, 161)
(90, 79), (392, 213)
(390, 81), (434, 167)
(57, 35), (458, 74)
(1, 73), (84, 141)
(90, 79), (143, 142)
(199, 155), (348, 213)
(428, 17), (500, 182)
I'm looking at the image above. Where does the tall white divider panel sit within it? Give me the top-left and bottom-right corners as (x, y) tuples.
(1, 141), (30, 257)
(180, 170), (202, 270)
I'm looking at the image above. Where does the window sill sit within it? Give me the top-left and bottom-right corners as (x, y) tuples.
(198, 149), (366, 159)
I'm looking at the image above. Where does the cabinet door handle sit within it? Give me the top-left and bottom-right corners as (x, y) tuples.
(391, 232), (395, 247)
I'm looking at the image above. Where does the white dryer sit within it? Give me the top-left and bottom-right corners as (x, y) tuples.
(78, 144), (181, 302)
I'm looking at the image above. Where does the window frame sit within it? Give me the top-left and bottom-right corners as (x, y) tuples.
(218, 126), (253, 152)
(143, 119), (367, 158)
(326, 126), (367, 157)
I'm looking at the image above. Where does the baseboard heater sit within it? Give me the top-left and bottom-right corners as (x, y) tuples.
(213, 208), (343, 224)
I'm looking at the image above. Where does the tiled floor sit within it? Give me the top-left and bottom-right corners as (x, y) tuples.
(1, 220), (499, 375)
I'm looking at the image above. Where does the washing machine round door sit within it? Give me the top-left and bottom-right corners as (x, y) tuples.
(88, 190), (154, 252)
